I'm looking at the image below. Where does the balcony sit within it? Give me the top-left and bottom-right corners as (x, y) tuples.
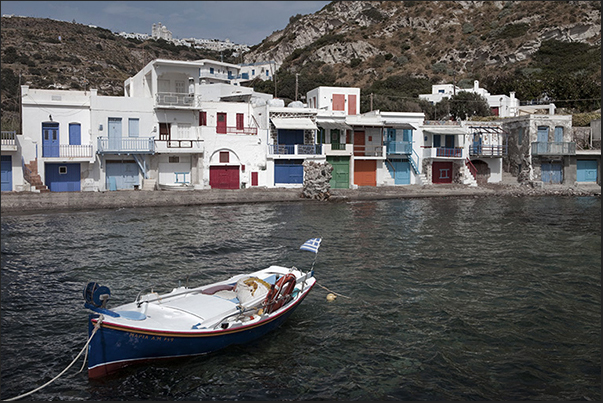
(154, 139), (204, 154)
(531, 142), (576, 156)
(268, 144), (322, 157)
(423, 147), (466, 159)
(97, 137), (155, 154)
(42, 144), (94, 160)
(1, 131), (17, 151)
(218, 126), (258, 136)
(469, 145), (508, 157)
(386, 141), (412, 155)
(354, 145), (385, 158)
(155, 92), (198, 108)
(323, 143), (353, 155)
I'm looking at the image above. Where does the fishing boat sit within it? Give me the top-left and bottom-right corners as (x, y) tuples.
(83, 238), (321, 379)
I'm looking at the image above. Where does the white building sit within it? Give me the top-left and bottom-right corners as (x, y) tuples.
(419, 80), (520, 118)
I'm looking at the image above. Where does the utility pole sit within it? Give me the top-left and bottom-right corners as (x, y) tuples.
(370, 93), (374, 111)
(295, 73), (299, 101)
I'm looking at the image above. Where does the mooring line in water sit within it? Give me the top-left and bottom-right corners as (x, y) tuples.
(3, 316), (104, 401)
(315, 281), (351, 299)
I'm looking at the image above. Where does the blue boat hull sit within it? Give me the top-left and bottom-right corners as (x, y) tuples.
(87, 285), (312, 378)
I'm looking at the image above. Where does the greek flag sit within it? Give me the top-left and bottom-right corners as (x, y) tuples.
(300, 238), (322, 254)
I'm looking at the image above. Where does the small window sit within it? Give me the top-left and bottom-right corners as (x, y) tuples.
(209, 67), (215, 75)
(220, 151), (229, 163)
(169, 156), (180, 163)
(199, 111), (207, 126)
(128, 118), (139, 137)
(59, 166), (68, 175)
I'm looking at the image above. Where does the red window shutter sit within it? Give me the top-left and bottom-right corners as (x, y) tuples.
(236, 113), (244, 130)
(333, 94), (345, 111)
(348, 94), (357, 115)
(199, 111), (207, 126)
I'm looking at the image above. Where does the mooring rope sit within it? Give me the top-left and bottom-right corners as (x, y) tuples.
(4, 316), (103, 402)
(315, 281), (351, 299)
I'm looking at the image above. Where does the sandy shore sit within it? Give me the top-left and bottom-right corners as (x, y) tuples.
(1, 183), (600, 215)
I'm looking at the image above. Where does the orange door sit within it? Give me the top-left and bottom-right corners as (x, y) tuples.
(354, 131), (365, 156)
(354, 160), (376, 186)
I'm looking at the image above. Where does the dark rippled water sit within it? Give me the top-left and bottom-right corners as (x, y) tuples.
(1, 196), (600, 400)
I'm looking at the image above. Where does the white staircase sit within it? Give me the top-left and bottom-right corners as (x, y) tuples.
(142, 178), (157, 191)
(461, 165), (478, 187)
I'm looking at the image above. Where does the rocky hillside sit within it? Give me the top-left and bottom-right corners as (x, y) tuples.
(245, 1), (600, 86)
(1, 1), (601, 129)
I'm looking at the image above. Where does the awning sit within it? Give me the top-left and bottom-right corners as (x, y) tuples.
(422, 127), (467, 135)
(385, 123), (417, 130)
(346, 116), (383, 127)
(270, 117), (317, 130)
(316, 119), (353, 131)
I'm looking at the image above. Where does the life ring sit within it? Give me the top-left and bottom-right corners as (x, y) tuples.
(264, 273), (296, 314)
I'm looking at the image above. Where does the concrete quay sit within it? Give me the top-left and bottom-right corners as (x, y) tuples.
(1, 183), (600, 215)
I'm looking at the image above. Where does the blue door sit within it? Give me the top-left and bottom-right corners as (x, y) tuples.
(274, 159), (303, 184)
(541, 162), (562, 184)
(537, 126), (549, 154)
(45, 163), (81, 192)
(577, 160), (598, 182)
(1, 155), (12, 191)
(389, 159), (410, 185)
(106, 161), (140, 190)
(108, 118), (122, 150)
(42, 123), (60, 157)
(69, 123), (81, 145)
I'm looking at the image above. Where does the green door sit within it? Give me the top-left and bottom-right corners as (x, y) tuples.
(327, 156), (350, 189)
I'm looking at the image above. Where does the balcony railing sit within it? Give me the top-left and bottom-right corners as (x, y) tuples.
(386, 141), (412, 155)
(154, 139), (204, 153)
(218, 126), (258, 135)
(156, 92), (197, 108)
(423, 147), (466, 159)
(97, 137), (155, 154)
(42, 144), (94, 158)
(268, 144), (322, 156)
(1, 131), (17, 147)
(354, 145), (385, 157)
(469, 145), (508, 156)
(531, 142), (576, 156)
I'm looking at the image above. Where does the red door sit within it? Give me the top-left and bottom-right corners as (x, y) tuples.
(432, 162), (453, 184)
(217, 113), (227, 134)
(354, 160), (376, 186)
(210, 166), (239, 189)
(354, 131), (365, 156)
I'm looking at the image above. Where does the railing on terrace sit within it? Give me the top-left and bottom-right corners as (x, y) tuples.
(97, 137), (155, 154)
(268, 144), (322, 156)
(42, 144), (94, 158)
(1, 130), (17, 146)
(156, 92), (197, 108)
(386, 141), (412, 155)
(469, 145), (508, 156)
(219, 126), (258, 135)
(531, 142), (576, 156)
(155, 139), (204, 150)
(354, 145), (384, 157)
(422, 147), (465, 159)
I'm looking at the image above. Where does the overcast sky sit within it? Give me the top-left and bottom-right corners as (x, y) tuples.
(1, 1), (331, 45)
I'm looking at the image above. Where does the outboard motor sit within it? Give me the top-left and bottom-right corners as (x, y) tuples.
(83, 282), (111, 308)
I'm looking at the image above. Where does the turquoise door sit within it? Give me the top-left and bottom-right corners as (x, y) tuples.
(577, 160), (598, 182)
(389, 159), (410, 185)
(108, 118), (122, 150)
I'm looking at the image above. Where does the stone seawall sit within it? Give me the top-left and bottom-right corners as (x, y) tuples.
(1, 184), (600, 215)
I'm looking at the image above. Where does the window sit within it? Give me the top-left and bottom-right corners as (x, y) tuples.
(59, 166), (67, 174)
(169, 156), (180, 163)
(236, 113), (244, 130)
(175, 80), (185, 93)
(433, 134), (441, 148)
(554, 126), (564, 143)
(210, 67), (215, 75)
(199, 111), (207, 126)
(220, 151), (229, 163)
(333, 94), (345, 111)
(252, 69), (255, 76)
(128, 118), (139, 137)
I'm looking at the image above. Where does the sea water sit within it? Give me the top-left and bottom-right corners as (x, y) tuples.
(1, 196), (600, 400)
